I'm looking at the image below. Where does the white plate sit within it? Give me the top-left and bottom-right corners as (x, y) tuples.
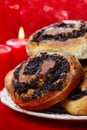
(0, 87), (87, 121)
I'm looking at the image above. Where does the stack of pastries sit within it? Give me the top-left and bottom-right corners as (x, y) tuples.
(5, 20), (87, 115)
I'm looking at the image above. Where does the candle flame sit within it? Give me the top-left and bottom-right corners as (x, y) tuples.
(18, 27), (25, 39)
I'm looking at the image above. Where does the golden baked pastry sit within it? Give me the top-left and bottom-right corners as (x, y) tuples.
(61, 61), (87, 115)
(27, 20), (87, 59)
(5, 52), (83, 110)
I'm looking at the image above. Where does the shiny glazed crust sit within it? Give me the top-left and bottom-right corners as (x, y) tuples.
(27, 20), (87, 59)
(61, 63), (87, 115)
(5, 52), (83, 110)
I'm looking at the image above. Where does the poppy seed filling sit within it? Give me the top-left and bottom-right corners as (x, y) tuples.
(13, 53), (70, 100)
(69, 87), (87, 100)
(31, 20), (87, 42)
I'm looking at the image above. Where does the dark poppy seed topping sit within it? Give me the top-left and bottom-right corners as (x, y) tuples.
(13, 53), (70, 99)
(14, 65), (22, 80)
(31, 20), (87, 42)
(69, 87), (87, 100)
(23, 52), (70, 75)
(13, 60), (26, 80)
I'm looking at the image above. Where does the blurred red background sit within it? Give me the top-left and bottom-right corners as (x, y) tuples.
(1, 0), (87, 44)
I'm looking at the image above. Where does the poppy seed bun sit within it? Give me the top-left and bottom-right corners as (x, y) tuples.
(61, 62), (87, 115)
(27, 20), (87, 59)
(5, 52), (83, 110)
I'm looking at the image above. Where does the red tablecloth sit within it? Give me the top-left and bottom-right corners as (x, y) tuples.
(0, 100), (87, 130)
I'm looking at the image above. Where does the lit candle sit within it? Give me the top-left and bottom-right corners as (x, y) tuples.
(5, 27), (28, 68)
(0, 44), (12, 90)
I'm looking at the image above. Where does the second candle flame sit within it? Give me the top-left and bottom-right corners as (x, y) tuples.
(18, 27), (25, 40)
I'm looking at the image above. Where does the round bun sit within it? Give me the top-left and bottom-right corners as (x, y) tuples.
(61, 62), (87, 115)
(5, 52), (83, 110)
(27, 20), (87, 59)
